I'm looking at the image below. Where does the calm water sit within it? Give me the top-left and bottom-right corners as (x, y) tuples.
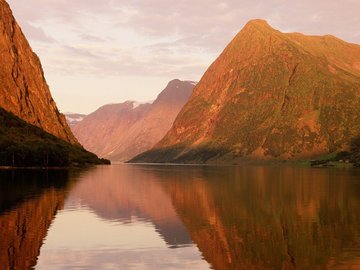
(0, 165), (360, 270)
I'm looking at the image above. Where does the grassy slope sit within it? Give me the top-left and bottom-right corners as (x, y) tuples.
(0, 108), (110, 167)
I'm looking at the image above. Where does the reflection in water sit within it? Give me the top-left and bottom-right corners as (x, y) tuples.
(67, 166), (193, 247)
(1, 165), (360, 269)
(36, 166), (209, 269)
(0, 170), (74, 270)
(150, 166), (360, 270)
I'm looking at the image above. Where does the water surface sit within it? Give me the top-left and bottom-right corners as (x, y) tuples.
(0, 165), (360, 269)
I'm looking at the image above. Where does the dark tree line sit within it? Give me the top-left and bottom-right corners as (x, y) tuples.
(0, 108), (109, 167)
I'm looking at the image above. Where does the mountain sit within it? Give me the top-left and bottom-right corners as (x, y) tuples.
(72, 101), (152, 160)
(72, 79), (195, 161)
(131, 20), (360, 164)
(0, 0), (109, 166)
(0, 0), (76, 144)
(65, 113), (86, 127)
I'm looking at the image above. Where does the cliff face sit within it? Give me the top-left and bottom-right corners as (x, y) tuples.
(0, 0), (77, 144)
(132, 20), (360, 163)
(72, 79), (194, 161)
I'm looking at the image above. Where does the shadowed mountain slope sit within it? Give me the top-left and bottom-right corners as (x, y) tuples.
(0, 108), (109, 166)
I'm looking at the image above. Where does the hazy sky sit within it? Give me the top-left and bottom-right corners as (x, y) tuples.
(7, 0), (360, 114)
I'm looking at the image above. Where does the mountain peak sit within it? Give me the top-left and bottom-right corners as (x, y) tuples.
(168, 79), (182, 84)
(242, 19), (274, 32)
(236, 19), (283, 41)
(155, 79), (195, 105)
(245, 19), (271, 27)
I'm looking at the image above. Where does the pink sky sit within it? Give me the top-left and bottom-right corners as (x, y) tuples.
(7, 0), (360, 113)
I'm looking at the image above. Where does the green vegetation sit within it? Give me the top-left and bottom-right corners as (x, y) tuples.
(130, 145), (229, 164)
(0, 108), (110, 167)
(334, 138), (360, 167)
(304, 138), (360, 168)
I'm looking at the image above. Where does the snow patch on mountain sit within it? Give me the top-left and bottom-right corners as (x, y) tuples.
(67, 116), (85, 122)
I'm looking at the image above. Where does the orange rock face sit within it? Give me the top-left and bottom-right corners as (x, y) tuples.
(0, 0), (77, 144)
(72, 79), (195, 161)
(132, 20), (360, 163)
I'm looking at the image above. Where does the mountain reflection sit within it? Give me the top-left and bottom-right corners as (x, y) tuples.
(67, 165), (193, 247)
(0, 170), (75, 270)
(146, 165), (360, 270)
(1, 165), (360, 270)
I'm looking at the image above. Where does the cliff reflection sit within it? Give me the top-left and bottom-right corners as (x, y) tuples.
(145, 165), (360, 270)
(0, 170), (75, 269)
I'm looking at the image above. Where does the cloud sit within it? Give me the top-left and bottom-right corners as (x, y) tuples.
(44, 44), (208, 79)
(5, 0), (360, 112)
(7, 0), (360, 80)
(20, 22), (55, 43)
(79, 34), (107, 42)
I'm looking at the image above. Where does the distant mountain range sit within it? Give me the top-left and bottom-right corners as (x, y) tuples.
(132, 20), (360, 164)
(0, 0), (108, 166)
(71, 79), (195, 161)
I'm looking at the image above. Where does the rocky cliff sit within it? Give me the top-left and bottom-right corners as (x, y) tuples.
(132, 20), (360, 163)
(72, 79), (194, 161)
(0, 0), (77, 144)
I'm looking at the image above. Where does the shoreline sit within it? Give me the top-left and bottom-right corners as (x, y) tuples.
(0, 164), (108, 170)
